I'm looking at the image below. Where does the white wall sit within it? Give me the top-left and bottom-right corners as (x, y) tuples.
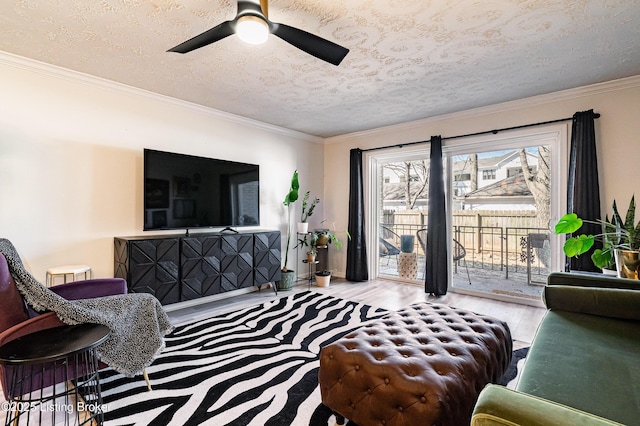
(0, 53), (325, 281)
(324, 76), (640, 276)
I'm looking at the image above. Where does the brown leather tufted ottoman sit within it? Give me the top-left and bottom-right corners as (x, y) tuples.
(319, 302), (512, 426)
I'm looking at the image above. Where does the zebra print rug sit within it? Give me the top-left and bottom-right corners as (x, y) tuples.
(501, 346), (529, 389)
(97, 291), (387, 425)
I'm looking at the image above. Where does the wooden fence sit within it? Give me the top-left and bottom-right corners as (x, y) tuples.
(384, 209), (539, 228)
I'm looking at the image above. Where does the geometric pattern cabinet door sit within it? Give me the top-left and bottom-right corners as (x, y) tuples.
(114, 238), (129, 284)
(220, 233), (254, 292)
(181, 235), (221, 301)
(114, 237), (180, 305)
(254, 231), (282, 287)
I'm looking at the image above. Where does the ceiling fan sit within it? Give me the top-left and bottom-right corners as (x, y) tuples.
(168, 0), (349, 66)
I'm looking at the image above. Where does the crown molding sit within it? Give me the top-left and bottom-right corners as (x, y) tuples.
(2, 50), (637, 146)
(0, 50), (323, 144)
(325, 74), (640, 144)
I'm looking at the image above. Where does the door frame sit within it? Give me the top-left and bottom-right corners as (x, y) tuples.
(442, 123), (569, 277)
(364, 123), (569, 297)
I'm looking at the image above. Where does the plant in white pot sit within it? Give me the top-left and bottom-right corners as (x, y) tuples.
(554, 196), (640, 279)
(276, 170), (299, 290)
(315, 270), (333, 287)
(297, 191), (320, 234)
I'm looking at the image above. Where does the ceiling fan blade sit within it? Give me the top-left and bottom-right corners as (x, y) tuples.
(168, 21), (235, 54)
(271, 23), (349, 66)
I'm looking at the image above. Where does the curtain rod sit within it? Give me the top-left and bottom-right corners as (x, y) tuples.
(361, 112), (601, 153)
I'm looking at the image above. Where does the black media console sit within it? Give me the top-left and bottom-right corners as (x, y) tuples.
(114, 230), (281, 305)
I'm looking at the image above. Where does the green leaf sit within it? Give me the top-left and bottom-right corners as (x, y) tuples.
(591, 248), (613, 269)
(634, 219), (640, 249)
(612, 200), (624, 232)
(283, 170), (299, 206)
(563, 234), (594, 257)
(624, 195), (636, 234)
(625, 195), (640, 249)
(555, 213), (583, 234)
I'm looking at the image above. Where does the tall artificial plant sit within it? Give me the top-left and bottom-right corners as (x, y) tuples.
(282, 170), (299, 272)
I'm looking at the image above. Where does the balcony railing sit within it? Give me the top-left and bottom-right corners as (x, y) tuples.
(379, 222), (550, 285)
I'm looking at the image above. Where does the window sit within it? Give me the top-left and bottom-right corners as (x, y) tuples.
(507, 167), (521, 178)
(455, 173), (471, 181)
(508, 166), (537, 178)
(482, 169), (496, 180)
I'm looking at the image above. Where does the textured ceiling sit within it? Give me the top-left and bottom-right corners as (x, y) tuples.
(1, 0), (639, 137)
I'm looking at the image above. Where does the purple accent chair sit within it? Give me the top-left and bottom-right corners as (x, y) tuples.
(0, 252), (127, 400)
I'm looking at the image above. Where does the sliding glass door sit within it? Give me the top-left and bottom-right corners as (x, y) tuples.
(448, 146), (551, 300)
(367, 125), (568, 304)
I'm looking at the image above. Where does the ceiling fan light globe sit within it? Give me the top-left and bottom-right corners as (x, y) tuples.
(236, 16), (269, 45)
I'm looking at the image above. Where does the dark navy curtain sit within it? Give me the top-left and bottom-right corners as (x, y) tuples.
(566, 110), (601, 272)
(425, 136), (449, 295)
(346, 148), (369, 281)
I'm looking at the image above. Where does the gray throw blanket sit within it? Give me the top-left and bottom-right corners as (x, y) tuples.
(0, 239), (173, 377)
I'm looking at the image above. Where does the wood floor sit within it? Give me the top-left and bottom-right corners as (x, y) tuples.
(167, 278), (546, 345)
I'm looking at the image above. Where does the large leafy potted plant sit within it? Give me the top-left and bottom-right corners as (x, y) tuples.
(555, 196), (640, 279)
(276, 170), (299, 290)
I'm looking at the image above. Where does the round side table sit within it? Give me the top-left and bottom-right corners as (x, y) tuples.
(0, 323), (109, 426)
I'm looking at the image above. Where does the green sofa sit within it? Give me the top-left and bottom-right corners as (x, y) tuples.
(472, 272), (640, 426)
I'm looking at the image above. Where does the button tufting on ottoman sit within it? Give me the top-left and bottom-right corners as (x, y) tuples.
(319, 302), (512, 426)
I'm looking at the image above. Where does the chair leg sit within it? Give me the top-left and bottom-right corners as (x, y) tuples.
(143, 369), (152, 391)
(464, 259), (471, 284)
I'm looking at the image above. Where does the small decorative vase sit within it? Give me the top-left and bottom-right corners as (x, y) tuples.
(306, 252), (316, 262)
(400, 235), (415, 253)
(315, 233), (329, 247)
(614, 249), (640, 280)
(297, 222), (309, 234)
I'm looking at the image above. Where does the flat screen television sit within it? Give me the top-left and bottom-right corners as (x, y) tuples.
(143, 149), (260, 231)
